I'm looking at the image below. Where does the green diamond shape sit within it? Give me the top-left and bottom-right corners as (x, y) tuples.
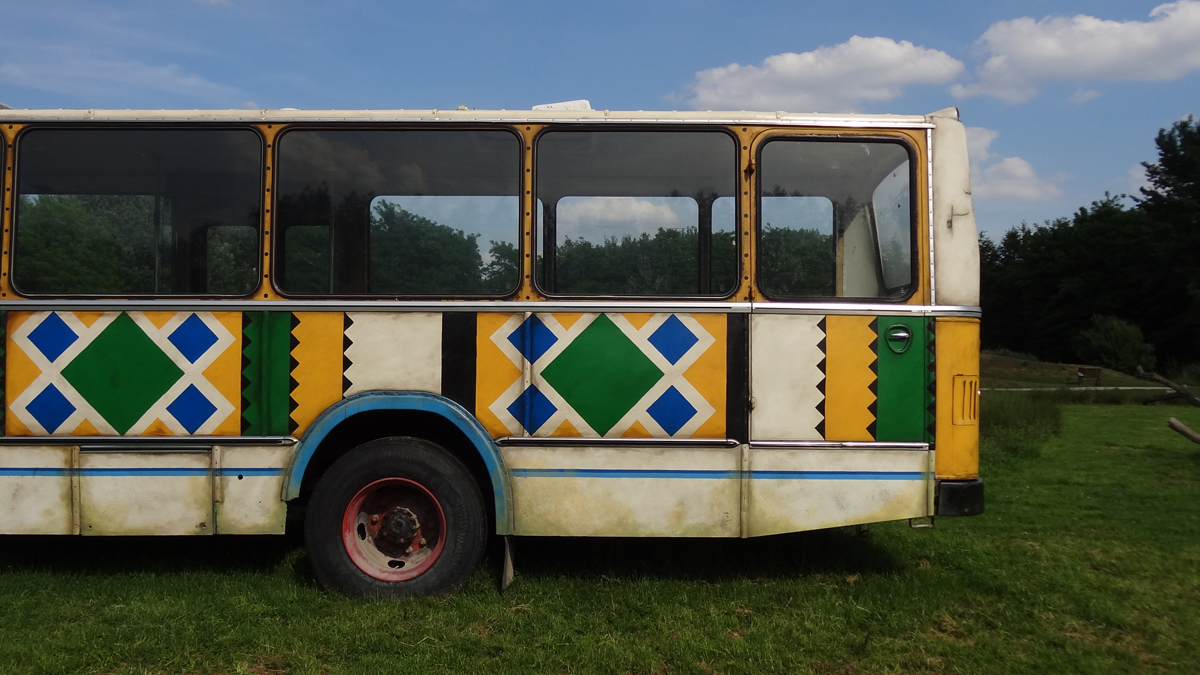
(62, 313), (184, 434)
(540, 314), (663, 435)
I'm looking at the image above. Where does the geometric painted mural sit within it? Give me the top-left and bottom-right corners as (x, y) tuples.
(6, 310), (241, 436)
(477, 312), (727, 439)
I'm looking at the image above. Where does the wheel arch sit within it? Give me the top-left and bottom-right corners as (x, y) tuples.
(284, 391), (513, 535)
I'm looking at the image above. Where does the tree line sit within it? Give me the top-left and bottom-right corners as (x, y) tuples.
(979, 116), (1200, 375)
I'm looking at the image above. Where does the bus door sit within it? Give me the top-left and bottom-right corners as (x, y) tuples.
(747, 135), (934, 535)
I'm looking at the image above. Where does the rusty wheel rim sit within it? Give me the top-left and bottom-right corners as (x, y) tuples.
(341, 477), (447, 582)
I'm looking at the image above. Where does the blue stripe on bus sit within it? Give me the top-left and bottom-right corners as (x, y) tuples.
(0, 467), (283, 477)
(511, 468), (739, 479)
(510, 468), (926, 480)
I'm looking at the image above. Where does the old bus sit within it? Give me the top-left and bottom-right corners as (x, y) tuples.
(0, 106), (982, 596)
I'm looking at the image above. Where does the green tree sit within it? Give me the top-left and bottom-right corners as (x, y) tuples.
(1075, 315), (1156, 374)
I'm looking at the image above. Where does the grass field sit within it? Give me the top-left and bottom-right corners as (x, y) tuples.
(1, 399), (1198, 674)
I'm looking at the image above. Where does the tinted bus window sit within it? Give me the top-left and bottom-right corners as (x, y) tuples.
(536, 130), (737, 296)
(275, 129), (521, 296)
(758, 139), (913, 299)
(12, 128), (262, 296)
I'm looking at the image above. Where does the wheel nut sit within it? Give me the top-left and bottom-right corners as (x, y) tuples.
(405, 546), (413, 554)
(419, 538), (426, 546)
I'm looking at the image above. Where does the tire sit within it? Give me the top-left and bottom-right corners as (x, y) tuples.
(304, 437), (487, 598)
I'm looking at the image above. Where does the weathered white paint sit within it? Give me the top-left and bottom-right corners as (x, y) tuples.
(927, 108), (980, 307)
(79, 453), (212, 536)
(0, 446), (74, 534)
(343, 312), (441, 396)
(503, 446), (741, 537)
(750, 314), (825, 441)
(214, 446), (290, 535)
(747, 447), (930, 537)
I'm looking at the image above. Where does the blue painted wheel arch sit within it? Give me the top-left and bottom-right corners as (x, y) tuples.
(283, 391), (514, 535)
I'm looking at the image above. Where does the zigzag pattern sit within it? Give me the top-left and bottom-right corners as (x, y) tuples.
(926, 318), (937, 442)
(866, 317), (879, 440)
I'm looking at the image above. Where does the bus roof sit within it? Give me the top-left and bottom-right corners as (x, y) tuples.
(0, 108), (940, 129)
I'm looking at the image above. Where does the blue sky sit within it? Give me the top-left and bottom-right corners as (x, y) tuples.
(1, 0), (1197, 236)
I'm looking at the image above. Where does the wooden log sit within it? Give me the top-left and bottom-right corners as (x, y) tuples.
(1168, 417), (1200, 445)
(1136, 367), (1200, 407)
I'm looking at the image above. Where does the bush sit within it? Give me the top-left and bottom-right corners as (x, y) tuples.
(980, 390), (1063, 460)
(1075, 315), (1156, 374)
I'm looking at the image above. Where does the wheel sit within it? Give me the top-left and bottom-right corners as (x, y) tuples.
(304, 437), (487, 598)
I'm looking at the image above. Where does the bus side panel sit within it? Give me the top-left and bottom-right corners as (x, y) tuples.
(79, 452), (212, 536)
(934, 317), (980, 479)
(503, 445), (741, 537)
(214, 446), (291, 534)
(0, 446), (74, 534)
(747, 448), (931, 537)
(479, 312), (727, 440)
(750, 313), (928, 442)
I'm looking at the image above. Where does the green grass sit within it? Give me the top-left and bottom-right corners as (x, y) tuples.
(2, 403), (1199, 674)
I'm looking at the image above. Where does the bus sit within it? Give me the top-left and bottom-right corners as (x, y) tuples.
(0, 106), (982, 597)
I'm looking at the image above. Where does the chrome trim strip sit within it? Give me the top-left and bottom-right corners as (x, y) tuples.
(0, 109), (934, 129)
(0, 436), (297, 446)
(927, 127), (936, 305)
(0, 300), (980, 316)
(0, 300), (754, 313)
(496, 436), (740, 447)
(751, 441), (930, 450)
(751, 303), (980, 317)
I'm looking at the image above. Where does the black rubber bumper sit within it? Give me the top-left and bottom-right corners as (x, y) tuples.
(935, 478), (984, 517)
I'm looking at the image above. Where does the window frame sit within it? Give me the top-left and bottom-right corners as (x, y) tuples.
(9, 123), (266, 299)
(754, 134), (919, 303)
(269, 123), (527, 300)
(531, 124), (743, 301)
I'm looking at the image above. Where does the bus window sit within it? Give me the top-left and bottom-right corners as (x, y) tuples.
(275, 129), (521, 296)
(12, 128), (262, 296)
(758, 139), (913, 300)
(535, 130), (737, 296)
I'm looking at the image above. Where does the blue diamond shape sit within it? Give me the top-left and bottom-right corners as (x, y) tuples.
(168, 314), (219, 364)
(506, 385), (557, 434)
(648, 315), (699, 365)
(166, 384), (218, 434)
(26, 384), (76, 433)
(507, 315), (558, 364)
(27, 312), (78, 363)
(647, 386), (697, 436)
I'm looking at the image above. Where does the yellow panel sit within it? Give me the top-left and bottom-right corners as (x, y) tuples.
(143, 311), (175, 330)
(289, 312), (344, 437)
(203, 312), (244, 435)
(552, 419), (584, 438)
(685, 313), (727, 438)
(74, 311), (106, 329)
(623, 313), (654, 330)
(551, 313), (584, 330)
(6, 313), (39, 436)
(141, 418), (173, 436)
(71, 419), (102, 436)
(935, 318), (980, 479)
(824, 315), (877, 441)
(476, 313), (522, 439)
(621, 420), (652, 438)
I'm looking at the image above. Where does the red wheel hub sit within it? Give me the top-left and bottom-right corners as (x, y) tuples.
(341, 477), (447, 581)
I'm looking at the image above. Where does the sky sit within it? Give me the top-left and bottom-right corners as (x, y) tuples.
(1, 0), (1198, 236)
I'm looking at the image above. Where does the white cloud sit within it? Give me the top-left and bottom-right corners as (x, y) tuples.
(559, 197), (680, 227)
(0, 47), (239, 104)
(953, 1), (1200, 102)
(965, 127), (1061, 201)
(685, 36), (963, 112)
(964, 126), (1000, 162)
(1127, 164), (1152, 194)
